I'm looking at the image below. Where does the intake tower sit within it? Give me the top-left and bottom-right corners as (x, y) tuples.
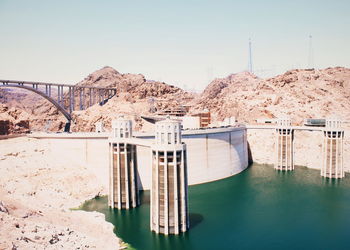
(108, 117), (139, 209)
(150, 118), (189, 234)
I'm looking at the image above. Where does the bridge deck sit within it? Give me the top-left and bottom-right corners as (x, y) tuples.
(0, 79), (116, 90)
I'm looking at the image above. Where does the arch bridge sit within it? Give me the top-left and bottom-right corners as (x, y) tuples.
(0, 79), (117, 131)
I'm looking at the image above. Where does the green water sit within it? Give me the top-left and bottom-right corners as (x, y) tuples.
(81, 164), (350, 250)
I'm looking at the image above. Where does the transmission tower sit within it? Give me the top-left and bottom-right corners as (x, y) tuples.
(248, 38), (253, 73)
(308, 35), (314, 69)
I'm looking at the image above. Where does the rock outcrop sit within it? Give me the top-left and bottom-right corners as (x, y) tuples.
(193, 67), (350, 125)
(0, 66), (195, 133)
(70, 66), (194, 132)
(0, 137), (120, 249)
(1, 66), (350, 133)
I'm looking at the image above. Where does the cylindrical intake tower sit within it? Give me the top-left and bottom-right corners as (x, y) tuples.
(109, 117), (139, 209)
(321, 118), (344, 179)
(275, 117), (294, 171)
(151, 118), (189, 235)
(112, 118), (132, 138)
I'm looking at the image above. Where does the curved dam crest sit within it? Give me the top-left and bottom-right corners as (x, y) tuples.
(30, 126), (249, 191)
(28, 125), (350, 192)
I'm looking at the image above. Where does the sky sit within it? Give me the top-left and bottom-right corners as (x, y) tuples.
(0, 0), (349, 91)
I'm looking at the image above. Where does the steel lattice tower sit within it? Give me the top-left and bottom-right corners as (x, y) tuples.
(248, 38), (253, 73)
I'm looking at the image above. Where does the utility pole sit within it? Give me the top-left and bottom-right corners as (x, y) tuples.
(308, 35), (314, 69)
(248, 38), (253, 73)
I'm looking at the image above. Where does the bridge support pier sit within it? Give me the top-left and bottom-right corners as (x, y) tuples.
(89, 88), (92, 107)
(72, 87), (75, 111)
(57, 85), (64, 107)
(274, 118), (294, 171)
(60, 86), (64, 108)
(64, 121), (71, 133)
(68, 87), (72, 113)
(321, 119), (344, 179)
(151, 118), (189, 235)
(57, 86), (61, 105)
(80, 88), (85, 110)
(109, 118), (139, 209)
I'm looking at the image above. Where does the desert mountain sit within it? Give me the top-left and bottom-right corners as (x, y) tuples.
(0, 66), (195, 133)
(77, 66), (191, 100)
(193, 67), (350, 125)
(69, 66), (195, 132)
(1, 66), (350, 134)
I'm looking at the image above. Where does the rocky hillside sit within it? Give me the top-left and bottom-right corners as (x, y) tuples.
(0, 66), (195, 133)
(0, 103), (66, 135)
(77, 66), (190, 100)
(70, 66), (194, 132)
(193, 67), (350, 125)
(1, 66), (350, 134)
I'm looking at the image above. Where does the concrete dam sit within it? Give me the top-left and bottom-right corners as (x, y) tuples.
(29, 117), (349, 235)
(30, 122), (249, 191)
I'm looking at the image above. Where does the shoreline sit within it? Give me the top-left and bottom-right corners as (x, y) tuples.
(0, 137), (121, 249)
(1, 131), (348, 249)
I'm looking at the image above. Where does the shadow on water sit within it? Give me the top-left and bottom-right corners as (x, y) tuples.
(140, 190), (150, 205)
(247, 141), (253, 164)
(189, 213), (203, 229)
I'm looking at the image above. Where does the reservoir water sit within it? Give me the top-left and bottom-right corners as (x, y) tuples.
(81, 164), (350, 249)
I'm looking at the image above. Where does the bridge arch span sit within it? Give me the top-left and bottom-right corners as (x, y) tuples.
(0, 84), (72, 121)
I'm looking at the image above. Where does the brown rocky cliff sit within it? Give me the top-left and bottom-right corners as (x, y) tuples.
(0, 66), (195, 133)
(70, 66), (195, 132)
(193, 67), (350, 125)
(77, 66), (191, 99)
(1, 66), (350, 133)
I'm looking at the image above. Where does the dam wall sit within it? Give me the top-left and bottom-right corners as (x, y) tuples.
(135, 127), (248, 190)
(247, 128), (350, 173)
(32, 127), (249, 191)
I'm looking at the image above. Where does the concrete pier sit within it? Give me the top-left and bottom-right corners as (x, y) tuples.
(275, 118), (294, 171)
(321, 118), (344, 179)
(151, 118), (189, 235)
(108, 118), (139, 209)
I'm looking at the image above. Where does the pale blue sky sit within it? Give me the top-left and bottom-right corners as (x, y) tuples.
(0, 0), (349, 91)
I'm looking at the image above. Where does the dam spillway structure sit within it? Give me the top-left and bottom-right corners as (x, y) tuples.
(275, 117), (294, 171)
(108, 118), (139, 209)
(151, 118), (189, 235)
(321, 118), (344, 179)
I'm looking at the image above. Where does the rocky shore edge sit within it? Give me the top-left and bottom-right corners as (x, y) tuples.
(0, 137), (122, 249)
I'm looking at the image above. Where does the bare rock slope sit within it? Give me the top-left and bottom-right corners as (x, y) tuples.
(0, 137), (120, 249)
(1, 66), (195, 133)
(193, 67), (350, 124)
(71, 66), (194, 132)
(1, 66), (350, 133)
